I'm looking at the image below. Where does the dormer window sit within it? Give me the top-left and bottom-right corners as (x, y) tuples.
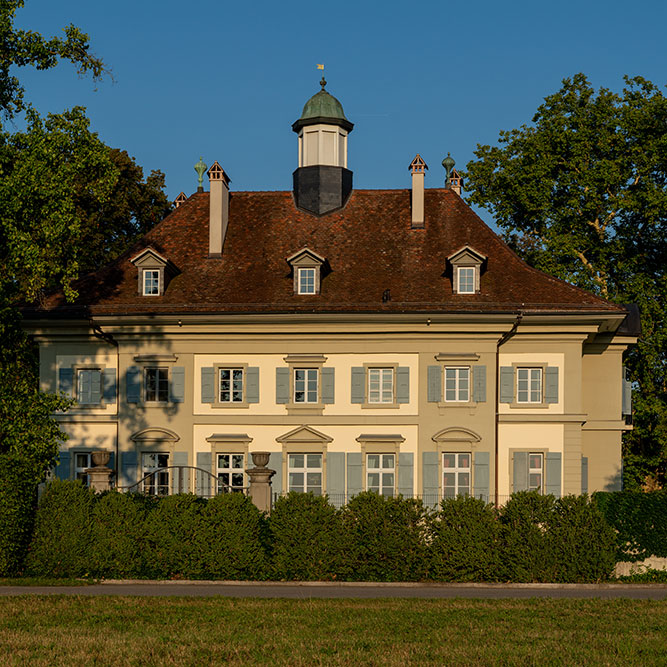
(447, 246), (486, 295)
(286, 247), (327, 296)
(130, 247), (177, 297)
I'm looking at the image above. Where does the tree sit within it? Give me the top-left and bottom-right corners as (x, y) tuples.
(465, 74), (667, 485)
(0, 0), (106, 119)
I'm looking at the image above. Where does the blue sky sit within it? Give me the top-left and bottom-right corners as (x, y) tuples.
(12, 0), (667, 224)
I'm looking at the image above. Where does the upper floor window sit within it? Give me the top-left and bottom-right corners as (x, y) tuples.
(517, 368), (542, 404)
(143, 269), (160, 296)
(219, 368), (244, 403)
(367, 453), (395, 496)
(457, 267), (475, 294)
(77, 368), (102, 405)
(298, 268), (316, 294)
(444, 366), (470, 402)
(368, 368), (394, 404)
(145, 367), (169, 403)
(294, 368), (318, 403)
(443, 452), (470, 498)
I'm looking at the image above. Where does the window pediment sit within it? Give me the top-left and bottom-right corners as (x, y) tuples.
(276, 424), (333, 444)
(130, 427), (180, 443)
(432, 427), (481, 443)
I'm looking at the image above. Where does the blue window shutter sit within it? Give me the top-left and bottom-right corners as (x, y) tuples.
(350, 367), (365, 403)
(396, 367), (410, 404)
(55, 451), (71, 480)
(170, 366), (185, 403)
(121, 451), (138, 488)
(321, 367), (335, 404)
(398, 452), (414, 497)
(500, 367), (514, 403)
(422, 451), (439, 508)
(126, 366), (141, 404)
(622, 372), (632, 416)
(427, 366), (442, 402)
(90, 370), (102, 404)
(512, 452), (529, 492)
(473, 451), (490, 502)
(545, 367), (559, 404)
(246, 367), (260, 403)
(268, 453), (282, 496)
(201, 367), (215, 404)
(196, 452), (212, 496)
(171, 451), (189, 494)
(103, 368), (117, 403)
(327, 452), (345, 507)
(59, 367), (74, 398)
(276, 368), (290, 404)
(581, 456), (589, 495)
(473, 365), (487, 403)
(346, 453), (362, 499)
(545, 452), (561, 497)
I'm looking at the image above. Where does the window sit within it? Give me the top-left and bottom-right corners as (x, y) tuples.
(77, 369), (102, 405)
(219, 368), (244, 403)
(143, 269), (160, 296)
(517, 368), (542, 403)
(529, 453), (543, 492)
(294, 368), (318, 403)
(443, 452), (470, 498)
(217, 453), (245, 493)
(288, 453), (322, 494)
(297, 267), (316, 294)
(367, 454), (395, 496)
(142, 453), (170, 495)
(74, 453), (91, 485)
(457, 267), (475, 294)
(145, 367), (169, 403)
(444, 367), (470, 402)
(368, 368), (394, 404)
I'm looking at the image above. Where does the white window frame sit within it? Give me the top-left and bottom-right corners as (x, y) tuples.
(297, 267), (316, 294)
(442, 452), (471, 498)
(444, 366), (470, 402)
(368, 367), (394, 404)
(288, 453), (323, 494)
(294, 368), (319, 403)
(216, 453), (246, 493)
(457, 266), (476, 294)
(144, 367), (169, 403)
(517, 367), (543, 404)
(218, 368), (244, 403)
(366, 453), (395, 497)
(528, 452), (544, 493)
(74, 452), (92, 485)
(143, 269), (161, 296)
(142, 452), (170, 495)
(76, 368), (102, 405)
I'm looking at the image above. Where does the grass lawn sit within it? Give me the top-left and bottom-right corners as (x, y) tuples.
(1, 597), (665, 665)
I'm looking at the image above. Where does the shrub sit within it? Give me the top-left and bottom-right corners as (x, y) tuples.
(341, 492), (429, 581)
(594, 491), (667, 561)
(429, 496), (500, 581)
(25, 480), (95, 577)
(192, 493), (267, 580)
(269, 492), (344, 580)
(0, 453), (39, 576)
(89, 492), (152, 578)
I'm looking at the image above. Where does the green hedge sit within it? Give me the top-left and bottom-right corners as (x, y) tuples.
(23, 484), (624, 582)
(0, 453), (39, 576)
(593, 491), (667, 561)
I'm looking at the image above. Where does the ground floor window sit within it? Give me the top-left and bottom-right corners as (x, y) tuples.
(217, 453), (245, 492)
(142, 452), (170, 495)
(74, 452), (91, 485)
(529, 453), (544, 492)
(366, 453), (395, 496)
(288, 453), (322, 494)
(442, 452), (471, 498)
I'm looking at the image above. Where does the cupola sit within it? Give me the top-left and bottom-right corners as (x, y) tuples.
(292, 77), (354, 216)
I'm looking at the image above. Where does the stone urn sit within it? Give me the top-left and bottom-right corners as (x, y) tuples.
(91, 450), (111, 468)
(251, 451), (271, 468)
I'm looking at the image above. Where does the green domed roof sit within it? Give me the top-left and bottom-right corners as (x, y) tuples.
(292, 78), (354, 133)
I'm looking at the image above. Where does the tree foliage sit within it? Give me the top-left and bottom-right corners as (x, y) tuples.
(465, 74), (667, 478)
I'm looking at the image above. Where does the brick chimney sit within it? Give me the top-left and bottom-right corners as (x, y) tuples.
(409, 154), (428, 228)
(208, 161), (231, 257)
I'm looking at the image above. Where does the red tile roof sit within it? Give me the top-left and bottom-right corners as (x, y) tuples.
(30, 188), (624, 317)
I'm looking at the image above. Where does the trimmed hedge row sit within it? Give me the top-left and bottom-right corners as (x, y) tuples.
(593, 491), (667, 561)
(24, 483), (616, 582)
